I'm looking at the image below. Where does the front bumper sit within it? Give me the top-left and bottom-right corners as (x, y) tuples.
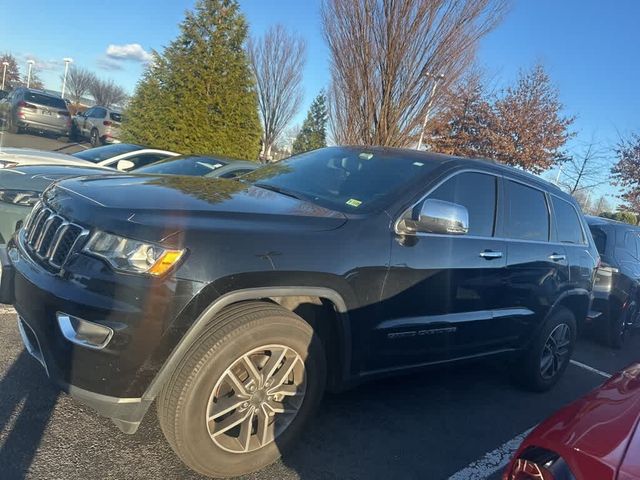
(4, 237), (200, 432)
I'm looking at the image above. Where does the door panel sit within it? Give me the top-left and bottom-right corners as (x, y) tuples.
(370, 235), (508, 371)
(367, 171), (510, 372)
(501, 180), (570, 345)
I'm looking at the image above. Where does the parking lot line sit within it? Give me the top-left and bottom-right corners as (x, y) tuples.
(448, 427), (535, 480)
(569, 359), (612, 379)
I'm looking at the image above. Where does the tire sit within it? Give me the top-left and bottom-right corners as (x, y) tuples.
(514, 307), (576, 392)
(90, 128), (100, 147)
(7, 115), (19, 134)
(606, 303), (635, 349)
(157, 301), (326, 478)
(69, 123), (79, 142)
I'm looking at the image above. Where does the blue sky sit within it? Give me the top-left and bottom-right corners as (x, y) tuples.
(2, 0), (639, 202)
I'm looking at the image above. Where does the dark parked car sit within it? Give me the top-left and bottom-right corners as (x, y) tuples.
(503, 362), (640, 480)
(0, 147), (598, 477)
(0, 87), (71, 137)
(586, 216), (640, 348)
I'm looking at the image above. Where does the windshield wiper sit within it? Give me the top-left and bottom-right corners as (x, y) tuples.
(254, 183), (307, 201)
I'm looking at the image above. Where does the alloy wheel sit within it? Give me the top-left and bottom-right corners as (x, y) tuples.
(540, 323), (571, 380)
(206, 344), (306, 454)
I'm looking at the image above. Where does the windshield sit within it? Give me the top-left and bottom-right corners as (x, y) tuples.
(243, 147), (440, 213)
(72, 144), (142, 162)
(135, 155), (228, 175)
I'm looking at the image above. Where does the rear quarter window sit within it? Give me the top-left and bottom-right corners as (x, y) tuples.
(551, 196), (585, 244)
(589, 226), (607, 255)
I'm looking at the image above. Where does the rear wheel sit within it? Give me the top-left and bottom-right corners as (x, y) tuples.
(606, 303), (636, 349)
(514, 307), (576, 392)
(90, 128), (100, 147)
(157, 301), (326, 478)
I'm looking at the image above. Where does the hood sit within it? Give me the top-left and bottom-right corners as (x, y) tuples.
(44, 175), (347, 239)
(0, 165), (113, 192)
(0, 147), (96, 167)
(528, 363), (640, 475)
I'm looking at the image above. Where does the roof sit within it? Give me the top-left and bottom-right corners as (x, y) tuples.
(0, 147), (96, 167)
(586, 215), (640, 229)
(334, 145), (568, 197)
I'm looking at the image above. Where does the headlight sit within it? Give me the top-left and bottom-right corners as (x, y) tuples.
(0, 189), (40, 206)
(83, 231), (185, 276)
(0, 160), (18, 169)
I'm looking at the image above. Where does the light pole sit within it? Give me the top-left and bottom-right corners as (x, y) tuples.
(1, 61), (8, 90)
(61, 57), (73, 98)
(26, 59), (35, 88)
(416, 73), (444, 150)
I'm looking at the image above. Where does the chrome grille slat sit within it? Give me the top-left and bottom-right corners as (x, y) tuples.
(20, 204), (88, 271)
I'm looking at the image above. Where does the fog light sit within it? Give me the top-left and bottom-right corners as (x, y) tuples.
(56, 312), (113, 350)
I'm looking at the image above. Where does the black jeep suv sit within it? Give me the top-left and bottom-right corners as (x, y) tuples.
(0, 147), (598, 478)
(586, 215), (640, 348)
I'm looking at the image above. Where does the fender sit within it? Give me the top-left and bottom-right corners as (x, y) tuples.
(142, 286), (350, 402)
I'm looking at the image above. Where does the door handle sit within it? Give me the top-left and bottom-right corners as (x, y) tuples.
(549, 253), (566, 262)
(479, 250), (503, 259)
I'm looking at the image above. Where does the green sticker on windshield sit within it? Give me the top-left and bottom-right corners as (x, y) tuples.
(346, 198), (362, 207)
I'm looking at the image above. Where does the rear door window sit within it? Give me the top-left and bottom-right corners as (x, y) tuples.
(427, 172), (497, 237)
(110, 112), (123, 122)
(504, 180), (549, 242)
(551, 196), (585, 244)
(624, 231), (639, 259)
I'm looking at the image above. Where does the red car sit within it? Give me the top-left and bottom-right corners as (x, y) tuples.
(503, 363), (640, 480)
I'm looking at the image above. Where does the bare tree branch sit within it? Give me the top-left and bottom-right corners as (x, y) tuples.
(64, 66), (97, 105)
(249, 25), (306, 162)
(322, 0), (508, 147)
(89, 78), (127, 108)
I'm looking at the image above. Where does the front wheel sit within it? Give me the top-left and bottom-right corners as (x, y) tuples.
(157, 301), (326, 478)
(514, 307), (576, 392)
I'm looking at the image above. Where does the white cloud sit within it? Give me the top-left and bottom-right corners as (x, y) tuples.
(105, 43), (153, 63)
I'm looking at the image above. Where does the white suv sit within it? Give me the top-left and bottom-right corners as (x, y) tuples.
(71, 106), (122, 146)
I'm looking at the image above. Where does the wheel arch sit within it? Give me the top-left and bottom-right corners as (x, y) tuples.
(143, 286), (352, 403)
(550, 288), (591, 332)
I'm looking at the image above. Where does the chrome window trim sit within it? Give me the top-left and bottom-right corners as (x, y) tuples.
(394, 167), (581, 246)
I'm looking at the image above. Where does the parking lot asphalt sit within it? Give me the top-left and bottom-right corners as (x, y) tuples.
(0, 307), (637, 480)
(0, 130), (88, 154)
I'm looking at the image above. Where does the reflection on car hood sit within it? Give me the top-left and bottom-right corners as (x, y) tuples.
(0, 165), (114, 192)
(45, 175), (348, 234)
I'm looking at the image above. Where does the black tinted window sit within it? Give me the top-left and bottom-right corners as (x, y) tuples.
(552, 196), (584, 244)
(427, 172), (496, 237)
(135, 156), (228, 175)
(624, 231), (638, 258)
(589, 226), (607, 255)
(110, 112), (122, 122)
(93, 107), (107, 118)
(72, 144), (142, 162)
(505, 180), (549, 241)
(24, 92), (67, 110)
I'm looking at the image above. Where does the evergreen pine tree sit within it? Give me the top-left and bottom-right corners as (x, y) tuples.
(122, 0), (261, 160)
(292, 91), (328, 155)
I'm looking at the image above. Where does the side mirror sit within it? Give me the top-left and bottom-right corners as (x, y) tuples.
(414, 199), (469, 235)
(116, 159), (135, 171)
